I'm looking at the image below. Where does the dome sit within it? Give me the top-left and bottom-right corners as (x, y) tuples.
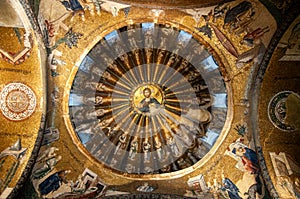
(69, 23), (228, 174)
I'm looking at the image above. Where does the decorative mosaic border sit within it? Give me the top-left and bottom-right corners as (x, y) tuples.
(102, 193), (206, 199)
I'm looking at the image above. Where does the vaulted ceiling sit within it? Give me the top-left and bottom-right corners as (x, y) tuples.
(0, 0), (299, 199)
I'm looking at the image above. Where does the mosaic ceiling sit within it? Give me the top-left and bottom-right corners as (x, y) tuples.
(0, 0), (299, 199)
(69, 23), (227, 174)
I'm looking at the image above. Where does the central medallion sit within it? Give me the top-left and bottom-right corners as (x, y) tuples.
(131, 84), (163, 115)
(69, 23), (228, 175)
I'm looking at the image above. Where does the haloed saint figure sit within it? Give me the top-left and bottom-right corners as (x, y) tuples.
(138, 88), (160, 113)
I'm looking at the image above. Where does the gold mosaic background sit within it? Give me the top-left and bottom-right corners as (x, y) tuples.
(0, 0), (299, 198)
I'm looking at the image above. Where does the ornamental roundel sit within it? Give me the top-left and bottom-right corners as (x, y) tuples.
(0, 83), (36, 121)
(69, 23), (228, 174)
(268, 91), (298, 131)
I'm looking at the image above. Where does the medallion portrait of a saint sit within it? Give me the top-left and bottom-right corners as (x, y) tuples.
(138, 88), (161, 113)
